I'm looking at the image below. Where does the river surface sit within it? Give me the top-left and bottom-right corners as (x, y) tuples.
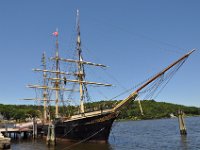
(10, 117), (200, 150)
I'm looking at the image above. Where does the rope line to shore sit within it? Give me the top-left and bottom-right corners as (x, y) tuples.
(60, 127), (75, 141)
(61, 127), (105, 150)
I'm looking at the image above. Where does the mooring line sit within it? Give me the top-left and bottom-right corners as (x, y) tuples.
(59, 127), (75, 142)
(61, 127), (105, 150)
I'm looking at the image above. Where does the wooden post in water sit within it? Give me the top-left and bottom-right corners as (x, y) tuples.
(178, 110), (187, 135)
(51, 124), (55, 145)
(46, 124), (56, 146)
(24, 131), (28, 139)
(33, 118), (37, 139)
(46, 125), (50, 144)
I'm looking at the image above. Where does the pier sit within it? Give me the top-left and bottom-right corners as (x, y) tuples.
(0, 127), (33, 139)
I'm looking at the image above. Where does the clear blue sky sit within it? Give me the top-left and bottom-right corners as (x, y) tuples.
(0, 0), (199, 106)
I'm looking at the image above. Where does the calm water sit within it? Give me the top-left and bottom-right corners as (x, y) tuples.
(11, 117), (200, 150)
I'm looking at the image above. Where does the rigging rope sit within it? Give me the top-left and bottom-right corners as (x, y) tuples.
(138, 58), (187, 100)
(153, 58), (187, 99)
(86, 15), (187, 54)
(108, 74), (156, 101)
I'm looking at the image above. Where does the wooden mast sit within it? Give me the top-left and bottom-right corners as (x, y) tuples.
(76, 10), (85, 114)
(42, 52), (48, 122)
(113, 49), (195, 112)
(55, 28), (60, 118)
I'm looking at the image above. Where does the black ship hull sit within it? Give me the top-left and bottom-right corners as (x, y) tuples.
(43, 112), (117, 142)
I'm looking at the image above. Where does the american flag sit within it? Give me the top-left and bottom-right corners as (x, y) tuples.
(52, 31), (58, 37)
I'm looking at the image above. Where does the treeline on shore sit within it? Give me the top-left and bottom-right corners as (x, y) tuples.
(85, 100), (200, 120)
(0, 100), (199, 122)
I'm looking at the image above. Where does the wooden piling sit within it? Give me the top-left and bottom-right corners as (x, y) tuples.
(46, 124), (56, 146)
(33, 118), (37, 139)
(178, 110), (187, 135)
(23, 131), (28, 139)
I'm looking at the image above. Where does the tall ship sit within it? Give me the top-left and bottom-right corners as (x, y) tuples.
(24, 10), (195, 142)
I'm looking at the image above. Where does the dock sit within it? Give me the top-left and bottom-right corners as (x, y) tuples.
(0, 127), (33, 139)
